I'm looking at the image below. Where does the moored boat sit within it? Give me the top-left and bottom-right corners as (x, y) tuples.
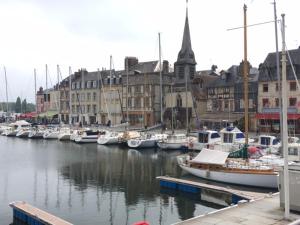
(127, 133), (167, 149)
(177, 148), (278, 188)
(157, 133), (188, 150)
(75, 130), (104, 143)
(97, 131), (123, 145)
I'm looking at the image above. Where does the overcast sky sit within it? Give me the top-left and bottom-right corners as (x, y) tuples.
(0, 0), (299, 104)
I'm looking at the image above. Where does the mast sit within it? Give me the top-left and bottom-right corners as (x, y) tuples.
(126, 58), (129, 123)
(4, 66), (8, 115)
(273, 0), (283, 143)
(171, 82), (174, 134)
(57, 65), (60, 122)
(159, 33), (163, 125)
(99, 69), (110, 124)
(185, 66), (189, 134)
(281, 14), (290, 219)
(34, 68), (37, 113)
(68, 66), (72, 125)
(45, 64), (48, 112)
(243, 4), (249, 145)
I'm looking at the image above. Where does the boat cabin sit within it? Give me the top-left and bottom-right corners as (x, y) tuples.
(197, 130), (220, 144)
(258, 135), (280, 147)
(287, 143), (300, 162)
(219, 126), (246, 144)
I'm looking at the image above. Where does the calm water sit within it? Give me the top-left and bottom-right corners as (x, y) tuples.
(0, 136), (221, 225)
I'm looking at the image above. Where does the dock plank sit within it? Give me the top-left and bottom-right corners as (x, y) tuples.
(10, 201), (73, 225)
(157, 176), (269, 200)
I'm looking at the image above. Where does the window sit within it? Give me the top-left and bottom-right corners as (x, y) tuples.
(135, 97), (141, 108)
(145, 85), (150, 93)
(223, 133), (233, 143)
(290, 82), (297, 91)
(135, 86), (141, 93)
(263, 84), (268, 92)
(81, 93), (85, 101)
(119, 77), (122, 84)
(176, 94), (182, 107)
(240, 99), (244, 109)
(144, 97), (150, 108)
(107, 78), (110, 85)
(288, 148), (298, 156)
(93, 92), (96, 101)
(87, 93), (91, 101)
(275, 83), (280, 91)
(224, 100), (229, 110)
(87, 105), (91, 113)
(128, 98), (132, 108)
(87, 81), (91, 88)
(289, 98), (297, 107)
(261, 137), (271, 146)
(71, 83), (75, 89)
(178, 66), (184, 79)
(71, 93), (75, 102)
(93, 81), (97, 88)
(249, 99), (253, 109)
(128, 86), (132, 94)
(198, 133), (209, 143)
(211, 133), (220, 139)
(262, 98), (269, 107)
(113, 78), (116, 84)
(236, 133), (245, 139)
(93, 105), (97, 114)
(275, 98), (279, 107)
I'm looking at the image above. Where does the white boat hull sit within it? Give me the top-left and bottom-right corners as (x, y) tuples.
(157, 142), (186, 150)
(178, 163), (278, 189)
(43, 132), (59, 139)
(97, 136), (119, 145)
(16, 130), (30, 138)
(127, 139), (157, 148)
(75, 136), (98, 143)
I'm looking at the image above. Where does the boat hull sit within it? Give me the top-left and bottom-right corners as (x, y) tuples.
(75, 136), (98, 143)
(157, 142), (187, 150)
(127, 139), (157, 148)
(97, 137), (119, 145)
(177, 156), (278, 189)
(58, 133), (71, 141)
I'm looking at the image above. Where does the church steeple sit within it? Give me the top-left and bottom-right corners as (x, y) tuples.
(174, 0), (196, 80)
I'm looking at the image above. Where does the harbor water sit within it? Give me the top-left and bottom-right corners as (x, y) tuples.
(0, 136), (221, 225)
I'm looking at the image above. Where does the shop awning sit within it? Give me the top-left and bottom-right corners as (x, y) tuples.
(38, 111), (59, 118)
(256, 113), (300, 120)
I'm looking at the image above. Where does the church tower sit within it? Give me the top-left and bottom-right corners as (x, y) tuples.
(174, 1), (196, 82)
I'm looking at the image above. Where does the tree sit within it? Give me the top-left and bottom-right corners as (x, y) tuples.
(15, 97), (21, 113)
(21, 99), (27, 113)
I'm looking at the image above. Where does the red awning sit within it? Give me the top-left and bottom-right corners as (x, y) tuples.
(256, 113), (300, 120)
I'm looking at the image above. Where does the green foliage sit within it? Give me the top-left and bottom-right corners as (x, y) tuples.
(15, 97), (21, 113)
(0, 101), (35, 113)
(21, 99), (27, 113)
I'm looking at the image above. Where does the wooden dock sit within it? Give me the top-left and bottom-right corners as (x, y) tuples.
(9, 201), (73, 225)
(157, 176), (270, 202)
(174, 193), (300, 225)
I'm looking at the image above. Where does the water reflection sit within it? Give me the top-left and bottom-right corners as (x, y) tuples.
(0, 137), (219, 225)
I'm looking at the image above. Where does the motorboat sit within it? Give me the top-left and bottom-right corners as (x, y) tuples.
(16, 127), (31, 138)
(43, 128), (59, 139)
(250, 135), (281, 154)
(70, 128), (90, 141)
(157, 133), (188, 150)
(5, 120), (31, 137)
(75, 130), (104, 143)
(118, 130), (141, 145)
(97, 131), (123, 145)
(28, 127), (45, 139)
(177, 148), (278, 188)
(127, 133), (167, 149)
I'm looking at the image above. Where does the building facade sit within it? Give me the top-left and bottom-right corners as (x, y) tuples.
(256, 48), (300, 134)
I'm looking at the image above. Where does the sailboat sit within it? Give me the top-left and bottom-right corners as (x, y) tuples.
(177, 4), (280, 189)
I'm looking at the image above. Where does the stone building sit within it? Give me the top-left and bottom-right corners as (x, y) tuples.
(58, 77), (71, 124)
(36, 87), (50, 114)
(203, 62), (259, 131)
(256, 47), (300, 134)
(164, 5), (196, 130)
(121, 57), (172, 127)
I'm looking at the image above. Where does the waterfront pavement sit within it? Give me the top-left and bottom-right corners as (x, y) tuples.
(175, 193), (300, 225)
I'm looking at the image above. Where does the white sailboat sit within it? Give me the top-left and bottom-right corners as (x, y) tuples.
(177, 148), (278, 188)
(97, 130), (124, 145)
(127, 133), (167, 148)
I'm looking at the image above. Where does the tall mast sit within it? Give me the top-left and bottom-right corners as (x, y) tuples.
(34, 68), (37, 113)
(57, 65), (60, 122)
(68, 66), (72, 125)
(4, 66), (8, 114)
(126, 58), (129, 123)
(109, 55), (112, 90)
(159, 33), (163, 125)
(171, 82), (174, 134)
(243, 4), (249, 145)
(281, 14), (290, 219)
(99, 69), (110, 123)
(45, 64), (48, 112)
(185, 0), (189, 135)
(273, 0), (283, 141)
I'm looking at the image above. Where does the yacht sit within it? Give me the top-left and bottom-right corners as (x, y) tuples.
(5, 120), (31, 137)
(43, 128), (60, 139)
(157, 133), (189, 150)
(127, 133), (167, 149)
(57, 127), (72, 141)
(188, 130), (221, 151)
(97, 131), (124, 145)
(75, 130), (104, 143)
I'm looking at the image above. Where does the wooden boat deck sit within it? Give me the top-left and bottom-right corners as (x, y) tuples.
(174, 193), (300, 225)
(9, 201), (73, 225)
(157, 176), (270, 200)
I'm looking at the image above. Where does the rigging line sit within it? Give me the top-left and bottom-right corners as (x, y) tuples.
(227, 20), (277, 31)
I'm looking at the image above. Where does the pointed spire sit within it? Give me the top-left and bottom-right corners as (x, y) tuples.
(177, 0), (196, 65)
